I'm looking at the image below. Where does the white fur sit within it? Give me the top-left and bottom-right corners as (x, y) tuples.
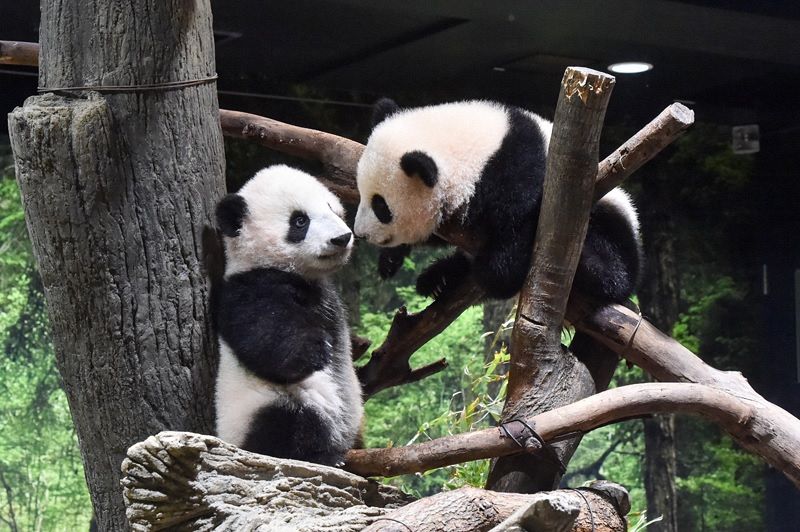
(355, 101), (513, 246)
(215, 340), (279, 447)
(224, 165), (352, 278)
(598, 188), (640, 236)
(216, 332), (363, 450)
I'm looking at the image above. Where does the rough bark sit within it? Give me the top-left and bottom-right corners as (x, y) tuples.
(487, 67), (616, 493)
(637, 169), (681, 531)
(363, 483), (627, 532)
(122, 432), (411, 531)
(7, 2), (224, 529)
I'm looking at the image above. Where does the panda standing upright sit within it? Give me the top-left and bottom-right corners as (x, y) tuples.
(212, 165), (363, 466)
(354, 99), (642, 303)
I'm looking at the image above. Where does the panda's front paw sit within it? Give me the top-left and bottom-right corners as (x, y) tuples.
(378, 245), (411, 279)
(416, 253), (470, 300)
(416, 269), (450, 299)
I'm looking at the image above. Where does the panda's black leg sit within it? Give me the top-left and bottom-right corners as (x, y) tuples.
(573, 205), (642, 304)
(378, 244), (411, 279)
(416, 252), (471, 300)
(471, 235), (535, 300)
(242, 404), (343, 466)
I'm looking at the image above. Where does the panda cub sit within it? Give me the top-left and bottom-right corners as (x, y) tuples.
(213, 165), (363, 466)
(354, 99), (642, 303)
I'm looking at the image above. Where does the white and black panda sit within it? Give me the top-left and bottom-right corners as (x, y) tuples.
(354, 98), (642, 303)
(212, 165), (363, 466)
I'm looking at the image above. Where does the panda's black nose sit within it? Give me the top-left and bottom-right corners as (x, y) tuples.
(330, 232), (352, 247)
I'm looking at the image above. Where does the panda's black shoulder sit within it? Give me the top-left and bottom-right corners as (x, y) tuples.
(217, 268), (321, 311)
(466, 106), (548, 225)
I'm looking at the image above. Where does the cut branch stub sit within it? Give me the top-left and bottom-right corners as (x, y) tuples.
(595, 102), (694, 199)
(489, 67), (615, 493)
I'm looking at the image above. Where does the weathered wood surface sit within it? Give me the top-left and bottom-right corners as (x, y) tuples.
(364, 482), (627, 532)
(121, 432), (628, 532)
(7, 3), (224, 529)
(122, 432), (411, 531)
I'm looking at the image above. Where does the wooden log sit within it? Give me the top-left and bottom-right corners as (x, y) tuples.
(121, 431), (412, 531)
(363, 482), (628, 532)
(0, 41), (38, 66)
(121, 432), (628, 532)
(488, 67), (615, 493)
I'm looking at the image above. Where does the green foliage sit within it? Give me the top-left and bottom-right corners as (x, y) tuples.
(0, 155), (93, 531)
(676, 426), (764, 531)
(358, 274), (488, 496)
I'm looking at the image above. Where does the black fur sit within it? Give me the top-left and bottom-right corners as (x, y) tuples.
(416, 252), (471, 299)
(213, 267), (353, 464)
(214, 268), (342, 384)
(413, 105), (640, 302)
(575, 201), (643, 303)
(378, 244), (411, 279)
(371, 194), (393, 224)
(242, 402), (343, 464)
(371, 97), (400, 128)
(400, 151), (438, 188)
(287, 210), (310, 243)
(216, 194), (248, 237)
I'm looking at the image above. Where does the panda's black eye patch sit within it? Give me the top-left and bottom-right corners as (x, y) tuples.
(371, 194), (393, 224)
(287, 210), (310, 243)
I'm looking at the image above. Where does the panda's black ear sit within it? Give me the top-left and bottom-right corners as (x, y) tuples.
(371, 97), (400, 128)
(216, 194), (248, 238)
(400, 151), (438, 188)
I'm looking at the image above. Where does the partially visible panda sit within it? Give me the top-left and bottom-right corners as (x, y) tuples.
(354, 98), (643, 303)
(213, 165), (362, 466)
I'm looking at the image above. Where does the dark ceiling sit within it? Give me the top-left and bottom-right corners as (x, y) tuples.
(2, 1), (800, 133)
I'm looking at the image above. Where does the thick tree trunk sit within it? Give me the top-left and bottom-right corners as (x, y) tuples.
(7, 1), (224, 529)
(487, 67), (616, 492)
(638, 170), (681, 531)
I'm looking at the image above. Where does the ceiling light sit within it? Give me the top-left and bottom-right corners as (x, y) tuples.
(608, 62), (653, 74)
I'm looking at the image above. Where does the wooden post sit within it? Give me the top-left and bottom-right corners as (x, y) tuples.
(487, 67), (615, 492)
(7, 1), (224, 528)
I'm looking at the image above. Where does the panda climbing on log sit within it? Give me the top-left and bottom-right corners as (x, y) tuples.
(354, 98), (643, 303)
(212, 165), (363, 466)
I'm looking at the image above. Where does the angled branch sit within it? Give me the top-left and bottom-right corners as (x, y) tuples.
(357, 280), (483, 397)
(343, 382), (751, 477)
(0, 41), (38, 66)
(219, 110), (363, 203)
(594, 102), (694, 199)
(566, 294), (800, 489)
